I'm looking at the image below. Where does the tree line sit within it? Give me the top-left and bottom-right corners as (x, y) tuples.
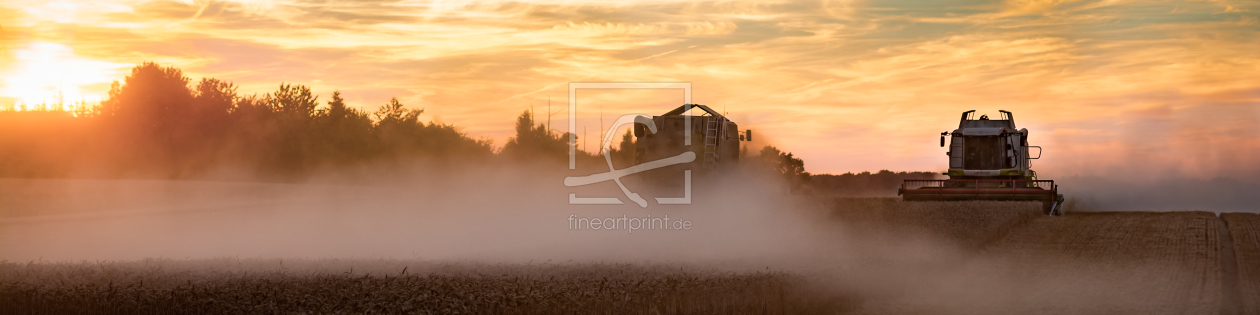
(0, 62), (594, 179)
(0, 62), (916, 188)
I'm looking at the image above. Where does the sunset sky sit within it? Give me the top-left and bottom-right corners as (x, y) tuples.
(0, 0), (1256, 177)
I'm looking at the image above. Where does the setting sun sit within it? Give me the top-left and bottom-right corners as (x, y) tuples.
(0, 41), (127, 108)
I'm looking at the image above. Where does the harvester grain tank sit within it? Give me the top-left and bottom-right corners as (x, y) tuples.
(898, 110), (1065, 215)
(634, 104), (750, 170)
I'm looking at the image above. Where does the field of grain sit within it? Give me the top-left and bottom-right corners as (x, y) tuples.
(0, 179), (857, 314)
(1223, 212), (1260, 314)
(3, 178), (1248, 314)
(0, 259), (847, 314)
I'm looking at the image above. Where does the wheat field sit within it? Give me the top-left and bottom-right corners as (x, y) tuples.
(0, 260), (846, 314)
(3, 183), (1254, 314)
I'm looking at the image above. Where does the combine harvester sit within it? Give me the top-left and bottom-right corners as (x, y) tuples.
(898, 110), (1065, 215)
(633, 103), (750, 171)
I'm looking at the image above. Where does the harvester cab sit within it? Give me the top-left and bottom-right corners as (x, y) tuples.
(898, 110), (1066, 215)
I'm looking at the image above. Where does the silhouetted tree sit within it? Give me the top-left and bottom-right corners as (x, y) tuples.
(190, 78), (236, 140)
(315, 91), (374, 164)
(269, 83), (319, 118)
(232, 93), (272, 118)
(100, 62), (194, 130)
(610, 129), (635, 166)
(374, 97), (423, 127)
(759, 145), (809, 184)
(372, 97), (492, 160)
(327, 90), (350, 119)
(501, 110), (569, 163)
(99, 62), (197, 174)
(373, 97), (425, 154)
(224, 92), (282, 172)
(193, 78), (235, 119)
(254, 83), (324, 175)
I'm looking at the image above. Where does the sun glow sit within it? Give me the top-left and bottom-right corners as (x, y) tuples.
(0, 42), (129, 109)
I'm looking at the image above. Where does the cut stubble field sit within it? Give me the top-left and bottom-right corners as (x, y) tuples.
(832, 199), (1250, 315)
(1223, 212), (1260, 314)
(969, 211), (1225, 314)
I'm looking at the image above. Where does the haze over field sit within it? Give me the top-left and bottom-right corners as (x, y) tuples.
(0, 1), (1257, 313)
(0, 0), (1256, 177)
(0, 170), (842, 263)
(3, 174), (1246, 314)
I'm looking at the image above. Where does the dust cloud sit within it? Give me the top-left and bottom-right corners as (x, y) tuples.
(0, 162), (1231, 313)
(0, 162), (985, 310)
(0, 163), (849, 267)
(1058, 175), (1260, 213)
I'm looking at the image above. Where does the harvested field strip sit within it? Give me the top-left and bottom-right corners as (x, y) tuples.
(979, 211), (1224, 314)
(843, 211), (1228, 315)
(1223, 212), (1260, 315)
